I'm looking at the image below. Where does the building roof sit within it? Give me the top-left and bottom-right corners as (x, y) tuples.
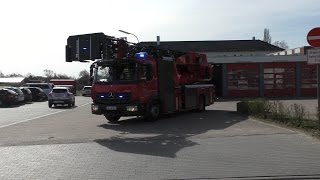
(0, 77), (25, 84)
(139, 40), (284, 52)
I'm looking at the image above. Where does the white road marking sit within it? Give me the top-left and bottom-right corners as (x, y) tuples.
(0, 102), (91, 129)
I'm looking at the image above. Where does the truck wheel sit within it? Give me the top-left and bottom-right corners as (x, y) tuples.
(48, 102), (53, 108)
(197, 96), (205, 112)
(147, 103), (160, 121)
(104, 114), (121, 122)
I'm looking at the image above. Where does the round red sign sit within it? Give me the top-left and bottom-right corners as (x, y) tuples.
(307, 27), (320, 47)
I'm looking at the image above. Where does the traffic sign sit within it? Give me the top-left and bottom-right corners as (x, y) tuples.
(307, 49), (320, 64)
(307, 27), (320, 47)
(307, 27), (320, 127)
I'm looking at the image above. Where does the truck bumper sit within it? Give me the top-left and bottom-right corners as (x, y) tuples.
(91, 102), (146, 116)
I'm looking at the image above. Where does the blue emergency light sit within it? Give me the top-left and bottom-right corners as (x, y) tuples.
(135, 52), (148, 60)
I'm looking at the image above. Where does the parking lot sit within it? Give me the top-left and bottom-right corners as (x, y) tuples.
(0, 97), (320, 179)
(0, 95), (90, 128)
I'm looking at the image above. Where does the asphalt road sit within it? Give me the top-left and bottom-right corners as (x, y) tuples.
(0, 97), (320, 179)
(0, 97), (91, 128)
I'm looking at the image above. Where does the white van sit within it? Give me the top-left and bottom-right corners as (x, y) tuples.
(23, 83), (54, 98)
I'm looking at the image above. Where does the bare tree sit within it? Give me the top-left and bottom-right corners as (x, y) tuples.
(43, 69), (55, 78)
(263, 28), (272, 44)
(273, 40), (289, 50)
(77, 69), (91, 90)
(0, 71), (4, 77)
(7, 73), (23, 77)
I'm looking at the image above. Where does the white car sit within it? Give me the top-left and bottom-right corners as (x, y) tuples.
(48, 87), (75, 108)
(82, 86), (92, 96)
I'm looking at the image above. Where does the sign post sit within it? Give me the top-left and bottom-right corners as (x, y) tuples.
(307, 27), (320, 127)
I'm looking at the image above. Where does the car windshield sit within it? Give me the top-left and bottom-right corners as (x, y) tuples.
(52, 89), (67, 93)
(30, 87), (44, 93)
(94, 61), (137, 84)
(28, 84), (50, 89)
(6, 88), (20, 94)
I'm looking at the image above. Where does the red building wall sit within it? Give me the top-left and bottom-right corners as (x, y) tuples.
(224, 62), (316, 98)
(300, 62), (317, 96)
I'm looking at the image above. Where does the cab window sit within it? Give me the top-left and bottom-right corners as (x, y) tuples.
(140, 64), (152, 81)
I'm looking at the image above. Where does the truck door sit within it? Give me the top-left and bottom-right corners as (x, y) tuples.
(158, 59), (175, 113)
(139, 64), (157, 103)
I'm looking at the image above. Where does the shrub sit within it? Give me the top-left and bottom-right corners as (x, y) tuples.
(289, 103), (306, 127)
(247, 99), (269, 118)
(237, 99), (319, 135)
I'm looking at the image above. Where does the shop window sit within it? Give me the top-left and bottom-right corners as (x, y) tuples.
(264, 68), (274, 73)
(301, 66), (317, 88)
(274, 68), (284, 73)
(227, 68), (259, 90)
(264, 67), (295, 89)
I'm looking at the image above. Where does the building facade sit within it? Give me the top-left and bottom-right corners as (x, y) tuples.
(140, 40), (316, 98)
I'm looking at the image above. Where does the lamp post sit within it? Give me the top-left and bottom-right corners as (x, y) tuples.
(118, 30), (140, 43)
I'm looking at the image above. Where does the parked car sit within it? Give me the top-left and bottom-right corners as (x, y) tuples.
(0, 89), (19, 106)
(23, 87), (47, 101)
(82, 86), (92, 96)
(19, 87), (33, 102)
(4, 87), (25, 103)
(22, 83), (54, 98)
(48, 87), (75, 108)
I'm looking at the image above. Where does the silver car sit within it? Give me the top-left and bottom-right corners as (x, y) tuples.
(82, 86), (92, 96)
(48, 87), (75, 108)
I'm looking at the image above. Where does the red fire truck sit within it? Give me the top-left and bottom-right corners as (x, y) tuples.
(66, 33), (215, 122)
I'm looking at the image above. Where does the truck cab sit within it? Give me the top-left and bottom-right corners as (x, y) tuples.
(90, 53), (159, 121)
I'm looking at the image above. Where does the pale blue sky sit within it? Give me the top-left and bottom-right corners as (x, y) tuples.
(0, 0), (319, 77)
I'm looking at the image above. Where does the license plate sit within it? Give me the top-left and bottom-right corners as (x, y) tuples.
(106, 106), (117, 110)
(53, 101), (64, 103)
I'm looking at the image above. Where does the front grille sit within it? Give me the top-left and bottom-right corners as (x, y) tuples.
(95, 92), (132, 104)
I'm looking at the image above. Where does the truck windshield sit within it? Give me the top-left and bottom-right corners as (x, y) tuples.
(94, 61), (137, 83)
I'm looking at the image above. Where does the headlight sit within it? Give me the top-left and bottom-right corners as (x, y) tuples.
(126, 105), (138, 112)
(91, 104), (99, 112)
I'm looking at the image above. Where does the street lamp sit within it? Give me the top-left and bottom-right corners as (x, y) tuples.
(118, 30), (140, 43)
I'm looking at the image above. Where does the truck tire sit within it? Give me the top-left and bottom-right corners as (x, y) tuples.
(104, 114), (121, 122)
(48, 102), (53, 108)
(197, 95), (205, 112)
(147, 103), (160, 121)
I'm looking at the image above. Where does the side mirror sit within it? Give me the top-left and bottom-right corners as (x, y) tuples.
(140, 77), (147, 82)
(90, 76), (94, 85)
